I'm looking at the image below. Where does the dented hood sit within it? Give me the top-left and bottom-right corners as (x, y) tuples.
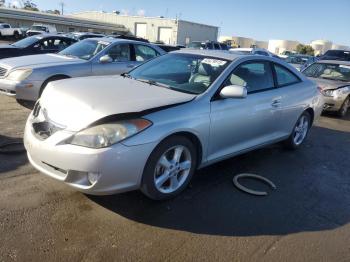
(40, 75), (196, 131)
(309, 77), (350, 91)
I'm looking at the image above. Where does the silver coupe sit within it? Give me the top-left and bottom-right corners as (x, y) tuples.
(24, 50), (324, 200)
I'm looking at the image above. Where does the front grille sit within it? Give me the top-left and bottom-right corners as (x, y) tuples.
(31, 103), (64, 140)
(0, 67), (8, 77)
(32, 121), (63, 140)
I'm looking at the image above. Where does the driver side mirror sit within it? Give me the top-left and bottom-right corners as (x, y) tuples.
(99, 55), (113, 64)
(220, 85), (247, 99)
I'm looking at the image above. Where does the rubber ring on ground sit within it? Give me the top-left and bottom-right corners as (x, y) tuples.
(233, 173), (276, 196)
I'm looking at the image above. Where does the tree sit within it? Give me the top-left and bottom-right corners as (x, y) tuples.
(22, 0), (39, 11)
(296, 44), (315, 56)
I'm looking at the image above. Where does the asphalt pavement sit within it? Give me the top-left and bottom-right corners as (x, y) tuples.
(0, 95), (350, 262)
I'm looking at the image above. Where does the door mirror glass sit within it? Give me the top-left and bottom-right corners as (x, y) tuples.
(99, 55), (113, 64)
(220, 85), (247, 99)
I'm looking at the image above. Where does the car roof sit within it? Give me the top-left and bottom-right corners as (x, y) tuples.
(173, 49), (246, 61)
(317, 60), (350, 66)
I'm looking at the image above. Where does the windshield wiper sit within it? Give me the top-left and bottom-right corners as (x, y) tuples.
(135, 78), (171, 89)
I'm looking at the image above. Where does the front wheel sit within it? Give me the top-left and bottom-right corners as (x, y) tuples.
(141, 136), (197, 200)
(284, 111), (311, 149)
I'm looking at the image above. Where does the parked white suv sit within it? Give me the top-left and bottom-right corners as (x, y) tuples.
(26, 24), (57, 36)
(0, 23), (22, 39)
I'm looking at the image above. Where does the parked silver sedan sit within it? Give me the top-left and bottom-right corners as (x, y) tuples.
(302, 60), (350, 117)
(0, 37), (165, 106)
(24, 50), (323, 200)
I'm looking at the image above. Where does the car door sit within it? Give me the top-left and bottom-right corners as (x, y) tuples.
(91, 43), (134, 75)
(208, 60), (283, 162)
(271, 63), (306, 136)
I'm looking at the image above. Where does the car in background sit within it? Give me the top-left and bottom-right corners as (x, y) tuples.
(0, 23), (22, 39)
(108, 34), (149, 43)
(154, 43), (183, 52)
(23, 50), (323, 200)
(319, 50), (350, 62)
(299, 56), (318, 71)
(65, 32), (105, 41)
(279, 50), (297, 59)
(230, 47), (279, 58)
(0, 38), (165, 106)
(285, 54), (314, 71)
(188, 41), (228, 50)
(26, 24), (57, 36)
(0, 34), (77, 59)
(302, 60), (350, 117)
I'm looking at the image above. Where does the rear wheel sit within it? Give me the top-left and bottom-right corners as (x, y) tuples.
(13, 31), (20, 39)
(338, 97), (349, 117)
(284, 111), (311, 149)
(141, 136), (197, 200)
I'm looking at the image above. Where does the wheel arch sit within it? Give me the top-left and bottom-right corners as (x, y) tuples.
(305, 107), (315, 125)
(39, 74), (71, 97)
(157, 131), (204, 168)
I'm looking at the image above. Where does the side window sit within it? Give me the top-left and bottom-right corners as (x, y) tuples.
(134, 45), (158, 62)
(106, 44), (131, 62)
(3, 24), (10, 29)
(274, 64), (300, 86)
(225, 61), (274, 93)
(53, 38), (71, 51)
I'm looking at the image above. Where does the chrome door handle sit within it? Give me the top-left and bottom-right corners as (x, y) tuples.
(127, 64), (135, 68)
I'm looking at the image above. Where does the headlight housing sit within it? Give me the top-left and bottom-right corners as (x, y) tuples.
(7, 69), (33, 81)
(321, 89), (336, 97)
(68, 119), (152, 148)
(322, 86), (349, 97)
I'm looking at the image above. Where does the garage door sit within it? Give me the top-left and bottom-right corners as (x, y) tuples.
(135, 23), (147, 39)
(158, 27), (172, 44)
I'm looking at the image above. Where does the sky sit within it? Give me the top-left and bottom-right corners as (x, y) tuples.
(10, 0), (350, 46)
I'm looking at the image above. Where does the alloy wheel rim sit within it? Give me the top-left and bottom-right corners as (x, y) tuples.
(154, 145), (192, 194)
(293, 115), (309, 145)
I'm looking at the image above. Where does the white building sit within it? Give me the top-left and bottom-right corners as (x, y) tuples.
(0, 7), (128, 34)
(72, 11), (219, 46)
(268, 40), (300, 55)
(310, 40), (333, 56)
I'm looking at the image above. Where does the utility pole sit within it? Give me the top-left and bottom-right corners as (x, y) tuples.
(59, 1), (65, 15)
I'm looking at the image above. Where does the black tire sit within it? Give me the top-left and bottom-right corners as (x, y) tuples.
(284, 111), (311, 150)
(39, 76), (69, 97)
(13, 31), (19, 39)
(141, 136), (197, 200)
(337, 97), (349, 118)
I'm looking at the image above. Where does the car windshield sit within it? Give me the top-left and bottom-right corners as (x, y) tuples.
(303, 63), (350, 82)
(286, 56), (310, 65)
(11, 36), (41, 48)
(128, 53), (229, 94)
(31, 26), (47, 31)
(59, 39), (109, 60)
